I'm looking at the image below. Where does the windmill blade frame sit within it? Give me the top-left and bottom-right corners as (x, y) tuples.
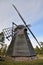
(6, 27), (26, 41)
(12, 4), (41, 47)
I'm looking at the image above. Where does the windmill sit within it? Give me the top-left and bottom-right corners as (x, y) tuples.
(3, 4), (41, 61)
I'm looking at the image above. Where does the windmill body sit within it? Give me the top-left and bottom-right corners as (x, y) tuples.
(6, 25), (36, 60)
(2, 4), (41, 61)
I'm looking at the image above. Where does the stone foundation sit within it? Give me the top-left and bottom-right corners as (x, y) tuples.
(13, 56), (36, 61)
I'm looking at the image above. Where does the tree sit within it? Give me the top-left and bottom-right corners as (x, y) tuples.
(0, 32), (6, 56)
(0, 32), (4, 43)
(1, 44), (7, 56)
(35, 46), (41, 54)
(35, 42), (43, 55)
(40, 42), (43, 47)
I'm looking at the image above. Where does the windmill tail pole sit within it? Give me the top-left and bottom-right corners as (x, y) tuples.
(12, 4), (41, 48)
(12, 22), (17, 26)
(12, 22), (17, 37)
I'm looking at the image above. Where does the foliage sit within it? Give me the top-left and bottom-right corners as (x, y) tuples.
(2, 44), (7, 56)
(0, 32), (4, 42)
(40, 42), (43, 47)
(0, 32), (7, 56)
(40, 47), (43, 54)
(0, 44), (7, 56)
(35, 46), (41, 54)
(35, 45), (43, 55)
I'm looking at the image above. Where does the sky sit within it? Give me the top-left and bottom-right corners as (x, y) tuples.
(0, 0), (43, 47)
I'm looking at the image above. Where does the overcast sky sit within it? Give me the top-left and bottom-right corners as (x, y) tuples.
(0, 0), (43, 47)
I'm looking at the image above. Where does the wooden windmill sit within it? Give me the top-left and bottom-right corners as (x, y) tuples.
(3, 4), (41, 61)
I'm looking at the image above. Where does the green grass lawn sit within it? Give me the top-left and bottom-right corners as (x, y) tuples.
(0, 59), (43, 65)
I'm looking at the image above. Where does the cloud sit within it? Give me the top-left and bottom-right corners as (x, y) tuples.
(10, 0), (43, 23)
(0, 0), (43, 25)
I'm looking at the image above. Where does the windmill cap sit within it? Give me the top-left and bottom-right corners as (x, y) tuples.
(14, 25), (27, 31)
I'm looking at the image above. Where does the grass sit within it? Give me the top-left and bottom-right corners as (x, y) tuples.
(0, 58), (43, 65)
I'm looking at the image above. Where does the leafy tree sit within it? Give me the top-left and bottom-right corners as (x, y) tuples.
(1, 44), (7, 56)
(40, 42), (43, 54)
(35, 46), (41, 54)
(40, 42), (43, 47)
(0, 32), (4, 42)
(0, 32), (7, 56)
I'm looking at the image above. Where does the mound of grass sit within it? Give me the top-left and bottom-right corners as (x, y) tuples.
(0, 59), (43, 65)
